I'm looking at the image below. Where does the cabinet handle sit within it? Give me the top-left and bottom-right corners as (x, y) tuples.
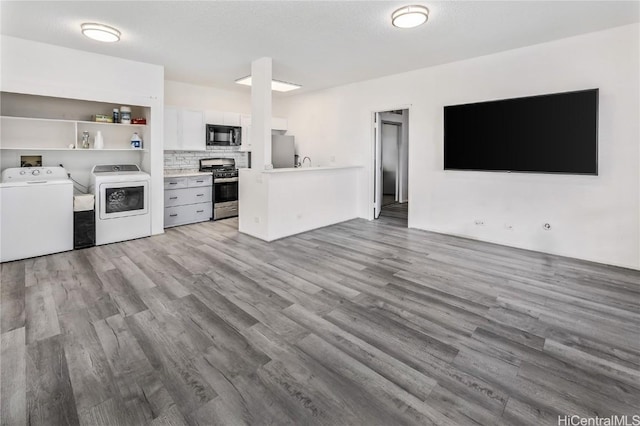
(169, 214), (178, 217)
(196, 180), (204, 183)
(169, 182), (178, 185)
(169, 197), (178, 200)
(196, 194), (204, 197)
(196, 210), (204, 213)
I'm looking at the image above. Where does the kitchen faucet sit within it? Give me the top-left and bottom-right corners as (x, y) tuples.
(302, 156), (311, 167)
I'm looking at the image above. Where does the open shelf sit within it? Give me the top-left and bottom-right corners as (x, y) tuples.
(0, 147), (148, 152)
(1, 115), (148, 151)
(1, 115), (146, 127)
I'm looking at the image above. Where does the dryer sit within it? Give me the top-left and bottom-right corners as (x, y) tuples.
(90, 164), (151, 245)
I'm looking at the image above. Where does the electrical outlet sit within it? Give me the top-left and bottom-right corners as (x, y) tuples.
(254, 217), (261, 224)
(474, 220), (484, 226)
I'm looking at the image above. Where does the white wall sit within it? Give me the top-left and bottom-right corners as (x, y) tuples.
(1, 36), (165, 235)
(165, 80), (251, 112)
(280, 24), (640, 269)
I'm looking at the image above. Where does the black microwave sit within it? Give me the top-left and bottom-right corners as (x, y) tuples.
(206, 124), (241, 147)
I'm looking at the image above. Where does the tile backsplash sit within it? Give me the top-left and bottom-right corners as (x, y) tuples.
(164, 147), (249, 170)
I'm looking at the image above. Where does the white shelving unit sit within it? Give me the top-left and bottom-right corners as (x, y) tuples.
(0, 147), (148, 152)
(0, 115), (147, 151)
(0, 92), (152, 185)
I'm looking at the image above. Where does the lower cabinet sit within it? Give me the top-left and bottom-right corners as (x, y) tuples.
(164, 175), (212, 228)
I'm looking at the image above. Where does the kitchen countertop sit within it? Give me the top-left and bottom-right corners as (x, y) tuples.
(260, 165), (363, 174)
(164, 169), (212, 178)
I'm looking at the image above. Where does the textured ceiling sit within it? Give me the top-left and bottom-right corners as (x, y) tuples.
(1, 1), (638, 95)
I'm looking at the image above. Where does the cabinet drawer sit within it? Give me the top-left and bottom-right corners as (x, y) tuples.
(165, 187), (211, 207)
(164, 203), (212, 228)
(192, 203), (213, 222)
(188, 175), (212, 187)
(164, 177), (188, 189)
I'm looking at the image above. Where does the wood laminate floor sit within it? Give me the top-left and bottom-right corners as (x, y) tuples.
(380, 201), (408, 224)
(1, 217), (639, 425)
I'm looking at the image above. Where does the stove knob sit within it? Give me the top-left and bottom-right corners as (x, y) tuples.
(32, 169), (41, 176)
(46, 170), (52, 174)
(20, 170), (26, 175)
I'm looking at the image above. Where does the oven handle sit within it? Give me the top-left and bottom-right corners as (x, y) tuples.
(214, 177), (239, 183)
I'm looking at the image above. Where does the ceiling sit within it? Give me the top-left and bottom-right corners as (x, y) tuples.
(1, 1), (638, 96)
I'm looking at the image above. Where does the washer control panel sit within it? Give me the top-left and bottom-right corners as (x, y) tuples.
(1, 166), (69, 183)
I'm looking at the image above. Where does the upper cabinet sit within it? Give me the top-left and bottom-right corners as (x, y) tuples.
(204, 110), (241, 126)
(238, 115), (288, 152)
(164, 107), (179, 150)
(203, 110), (285, 129)
(240, 114), (252, 152)
(164, 107), (205, 151)
(163, 107), (287, 152)
(181, 110), (205, 151)
(272, 117), (288, 131)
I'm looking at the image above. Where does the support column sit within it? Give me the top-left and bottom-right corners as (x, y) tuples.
(250, 57), (272, 170)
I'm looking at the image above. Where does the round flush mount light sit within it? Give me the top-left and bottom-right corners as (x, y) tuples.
(81, 23), (121, 42)
(391, 5), (429, 28)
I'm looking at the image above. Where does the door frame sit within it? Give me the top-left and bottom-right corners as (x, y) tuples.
(369, 104), (411, 221)
(380, 121), (401, 203)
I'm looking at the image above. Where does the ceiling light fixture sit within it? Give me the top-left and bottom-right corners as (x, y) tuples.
(81, 23), (121, 42)
(235, 76), (301, 92)
(391, 5), (429, 28)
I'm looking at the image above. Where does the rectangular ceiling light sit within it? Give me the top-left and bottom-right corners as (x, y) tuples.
(235, 76), (301, 92)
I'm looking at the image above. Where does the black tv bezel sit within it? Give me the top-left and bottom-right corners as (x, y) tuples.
(443, 88), (599, 176)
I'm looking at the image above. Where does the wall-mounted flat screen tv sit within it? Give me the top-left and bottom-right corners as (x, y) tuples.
(444, 88), (598, 175)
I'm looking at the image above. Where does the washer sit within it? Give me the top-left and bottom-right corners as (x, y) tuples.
(0, 166), (73, 262)
(90, 164), (151, 245)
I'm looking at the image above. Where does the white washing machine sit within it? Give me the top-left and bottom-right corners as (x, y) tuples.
(0, 166), (73, 262)
(90, 164), (151, 245)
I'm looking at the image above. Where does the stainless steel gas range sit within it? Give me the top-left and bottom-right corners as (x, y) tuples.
(199, 158), (238, 220)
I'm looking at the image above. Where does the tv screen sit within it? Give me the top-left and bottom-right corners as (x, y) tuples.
(444, 89), (598, 175)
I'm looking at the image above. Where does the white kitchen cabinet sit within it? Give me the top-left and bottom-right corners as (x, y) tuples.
(204, 110), (224, 125)
(164, 107), (205, 151)
(223, 112), (241, 126)
(238, 115), (288, 151)
(181, 109), (205, 151)
(163, 107), (180, 150)
(272, 116), (288, 131)
(164, 175), (213, 227)
(204, 110), (241, 126)
(240, 114), (252, 152)
(240, 114), (252, 127)
(240, 126), (252, 152)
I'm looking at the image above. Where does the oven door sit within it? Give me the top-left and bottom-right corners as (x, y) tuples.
(213, 178), (238, 203)
(99, 180), (149, 220)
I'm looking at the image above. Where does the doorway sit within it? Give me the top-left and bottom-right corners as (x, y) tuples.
(373, 109), (409, 225)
